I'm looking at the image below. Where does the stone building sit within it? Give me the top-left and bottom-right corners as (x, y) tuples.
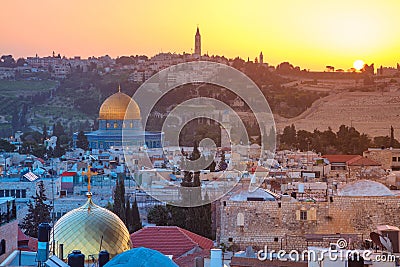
(0, 198), (18, 263)
(217, 179), (400, 252)
(323, 154), (383, 180)
(364, 148), (400, 171)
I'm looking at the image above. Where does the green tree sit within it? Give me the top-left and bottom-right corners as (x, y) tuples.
(113, 176), (126, 224)
(125, 197), (133, 232)
(0, 139), (15, 152)
(373, 135), (400, 149)
(390, 126), (395, 148)
(19, 181), (52, 238)
(52, 122), (65, 138)
(280, 124), (297, 148)
(166, 204), (213, 239)
(131, 197), (142, 232)
(76, 131), (89, 151)
(207, 158), (216, 172)
(147, 205), (169, 225)
(52, 137), (65, 158)
(168, 142), (213, 239)
(42, 124), (48, 141)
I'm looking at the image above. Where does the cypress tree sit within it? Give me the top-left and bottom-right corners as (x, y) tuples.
(113, 176), (126, 224)
(170, 142), (213, 239)
(125, 197), (133, 232)
(131, 197), (142, 232)
(42, 124), (48, 141)
(19, 181), (52, 238)
(147, 205), (169, 225)
(76, 131), (89, 151)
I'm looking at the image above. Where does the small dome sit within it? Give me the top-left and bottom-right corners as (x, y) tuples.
(230, 188), (276, 201)
(338, 180), (394, 197)
(104, 247), (178, 267)
(51, 197), (131, 258)
(99, 91), (140, 120)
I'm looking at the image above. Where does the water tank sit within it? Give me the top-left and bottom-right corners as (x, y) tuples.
(98, 250), (110, 267)
(38, 223), (51, 242)
(37, 223), (52, 262)
(210, 249), (222, 267)
(68, 250), (85, 267)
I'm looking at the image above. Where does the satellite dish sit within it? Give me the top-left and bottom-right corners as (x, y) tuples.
(370, 232), (384, 248)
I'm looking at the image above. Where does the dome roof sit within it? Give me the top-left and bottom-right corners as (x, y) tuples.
(99, 91), (140, 120)
(104, 247), (178, 267)
(51, 196), (131, 258)
(338, 180), (394, 197)
(230, 188), (276, 201)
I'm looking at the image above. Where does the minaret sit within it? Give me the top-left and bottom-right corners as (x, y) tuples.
(259, 51), (264, 64)
(194, 26), (201, 57)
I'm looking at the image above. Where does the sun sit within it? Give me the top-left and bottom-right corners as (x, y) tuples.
(353, 60), (365, 71)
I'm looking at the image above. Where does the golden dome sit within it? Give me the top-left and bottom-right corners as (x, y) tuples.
(50, 197), (132, 258)
(99, 91), (140, 120)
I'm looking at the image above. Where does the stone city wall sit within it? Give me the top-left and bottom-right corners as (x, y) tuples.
(219, 196), (400, 251)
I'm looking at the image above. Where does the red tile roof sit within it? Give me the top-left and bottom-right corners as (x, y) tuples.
(174, 249), (210, 267)
(322, 155), (361, 163)
(322, 154), (381, 166)
(130, 226), (213, 260)
(248, 166), (269, 173)
(347, 156), (381, 166)
(61, 171), (77, 176)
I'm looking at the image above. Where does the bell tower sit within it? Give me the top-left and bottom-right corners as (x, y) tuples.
(194, 26), (201, 58)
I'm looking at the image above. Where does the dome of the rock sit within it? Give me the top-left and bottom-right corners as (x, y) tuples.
(99, 91), (140, 120)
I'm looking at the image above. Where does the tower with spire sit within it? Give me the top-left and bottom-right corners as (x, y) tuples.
(259, 51), (264, 64)
(194, 26), (201, 58)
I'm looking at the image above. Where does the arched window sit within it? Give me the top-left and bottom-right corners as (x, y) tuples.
(106, 123), (110, 128)
(114, 122), (118, 128)
(130, 122), (133, 128)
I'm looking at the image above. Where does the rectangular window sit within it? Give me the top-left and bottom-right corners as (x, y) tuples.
(0, 190), (3, 197)
(22, 189), (26, 198)
(0, 239), (5, 256)
(398, 157), (400, 162)
(393, 157), (397, 162)
(16, 190), (20, 198)
(300, 210), (307, 221)
(10, 190), (15, 197)
(5, 190), (9, 197)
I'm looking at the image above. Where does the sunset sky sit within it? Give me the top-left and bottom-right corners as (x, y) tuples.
(1, 0), (399, 70)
